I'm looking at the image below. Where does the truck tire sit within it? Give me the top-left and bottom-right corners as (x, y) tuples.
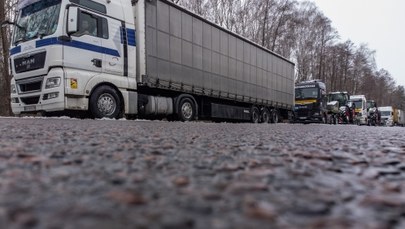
(271, 109), (279, 124)
(251, 106), (260, 123)
(178, 97), (196, 122)
(90, 85), (122, 119)
(322, 113), (328, 124)
(261, 108), (271, 123)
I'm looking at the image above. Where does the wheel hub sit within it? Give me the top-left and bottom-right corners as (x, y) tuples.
(97, 93), (116, 116)
(181, 102), (193, 120)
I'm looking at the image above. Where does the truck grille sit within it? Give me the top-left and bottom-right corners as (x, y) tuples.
(20, 96), (40, 105)
(297, 110), (310, 117)
(17, 77), (44, 93)
(14, 51), (46, 73)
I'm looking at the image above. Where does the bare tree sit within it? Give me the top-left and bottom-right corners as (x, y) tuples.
(0, 0), (17, 116)
(169, 0), (181, 4)
(391, 86), (405, 110)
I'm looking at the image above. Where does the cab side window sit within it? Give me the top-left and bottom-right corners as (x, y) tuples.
(75, 11), (108, 39)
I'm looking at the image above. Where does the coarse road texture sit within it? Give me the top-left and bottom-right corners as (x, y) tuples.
(0, 117), (405, 229)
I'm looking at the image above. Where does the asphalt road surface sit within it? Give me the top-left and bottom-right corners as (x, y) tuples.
(0, 117), (404, 229)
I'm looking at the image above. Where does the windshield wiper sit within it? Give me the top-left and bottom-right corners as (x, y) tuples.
(31, 30), (47, 39)
(13, 24), (28, 45)
(16, 24), (26, 32)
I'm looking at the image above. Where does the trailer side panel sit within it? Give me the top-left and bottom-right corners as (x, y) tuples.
(142, 0), (294, 109)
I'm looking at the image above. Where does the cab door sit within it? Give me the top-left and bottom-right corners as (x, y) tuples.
(64, 8), (114, 95)
(101, 18), (124, 76)
(64, 9), (104, 74)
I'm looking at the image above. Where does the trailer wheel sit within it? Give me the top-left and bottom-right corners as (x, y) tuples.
(178, 97), (196, 122)
(322, 113), (328, 124)
(261, 108), (271, 123)
(271, 109), (279, 124)
(251, 106), (260, 123)
(90, 85), (122, 119)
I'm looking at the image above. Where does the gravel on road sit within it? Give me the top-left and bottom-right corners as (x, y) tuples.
(0, 117), (404, 229)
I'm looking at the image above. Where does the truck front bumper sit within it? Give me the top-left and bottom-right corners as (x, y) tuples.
(294, 114), (323, 123)
(11, 68), (68, 115)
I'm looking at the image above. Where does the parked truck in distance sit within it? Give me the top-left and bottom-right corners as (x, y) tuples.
(366, 100), (380, 126)
(396, 109), (405, 126)
(380, 106), (405, 126)
(380, 106), (395, 126)
(5, 0), (294, 123)
(294, 80), (327, 123)
(350, 95), (367, 125)
(326, 91), (353, 124)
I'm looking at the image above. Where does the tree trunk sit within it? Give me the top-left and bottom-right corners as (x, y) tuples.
(0, 0), (12, 116)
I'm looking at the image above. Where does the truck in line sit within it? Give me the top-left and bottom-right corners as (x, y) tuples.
(4, 0), (294, 123)
(350, 95), (367, 125)
(326, 91), (354, 124)
(397, 109), (405, 126)
(294, 80), (327, 123)
(379, 106), (405, 126)
(366, 100), (380, 126)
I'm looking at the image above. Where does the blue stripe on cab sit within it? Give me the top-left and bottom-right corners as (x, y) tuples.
(65, 40), (120, 57)
(10, 37), (121, 57)
(126, 28), (136, 46)
(36, 37), (59, 48)
(120, 27), (125, 45)
(10, 46), (21, 55)
(35, 37), (120, 57)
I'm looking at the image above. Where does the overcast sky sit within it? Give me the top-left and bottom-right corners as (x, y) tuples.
(306, 0), (405, 87)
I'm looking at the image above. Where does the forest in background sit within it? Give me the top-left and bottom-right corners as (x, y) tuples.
(0, 0), (404, 116)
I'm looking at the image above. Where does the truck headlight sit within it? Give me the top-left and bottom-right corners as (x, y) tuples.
(11, 84), (17, 94)
(45, 77), (61, 89)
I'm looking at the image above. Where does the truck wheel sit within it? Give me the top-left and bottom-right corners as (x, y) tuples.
(261, 108), (271, 123)
(328, 115), (332, 125)
(271, 110), (279, 124)
(251, 106), (260, 123)
(322, 114), (328, 124)
(90, 85), (122, 119)
(178, 97), (196, 122)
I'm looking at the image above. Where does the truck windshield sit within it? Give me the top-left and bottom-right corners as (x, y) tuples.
(351, 100), (362, 109)
(13, 0), (62, 44)
(295, 88), (318, 99)
(380, 111), (391, 116)
(328, 94), (347, 104)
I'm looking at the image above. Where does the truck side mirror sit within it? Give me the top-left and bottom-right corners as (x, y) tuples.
(67, 6), (79, 35)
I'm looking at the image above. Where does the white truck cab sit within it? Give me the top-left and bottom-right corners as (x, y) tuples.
(350, 95), (367, 125)
(379, 106), (394, 126)
(9, 0), (137, 117)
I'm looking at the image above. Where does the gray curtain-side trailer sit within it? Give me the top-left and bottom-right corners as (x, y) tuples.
(134, 0), (295, 122)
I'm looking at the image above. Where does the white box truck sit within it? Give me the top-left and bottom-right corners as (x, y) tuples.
(380, 106), (394, 126)
(5, 0), (294, 123)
